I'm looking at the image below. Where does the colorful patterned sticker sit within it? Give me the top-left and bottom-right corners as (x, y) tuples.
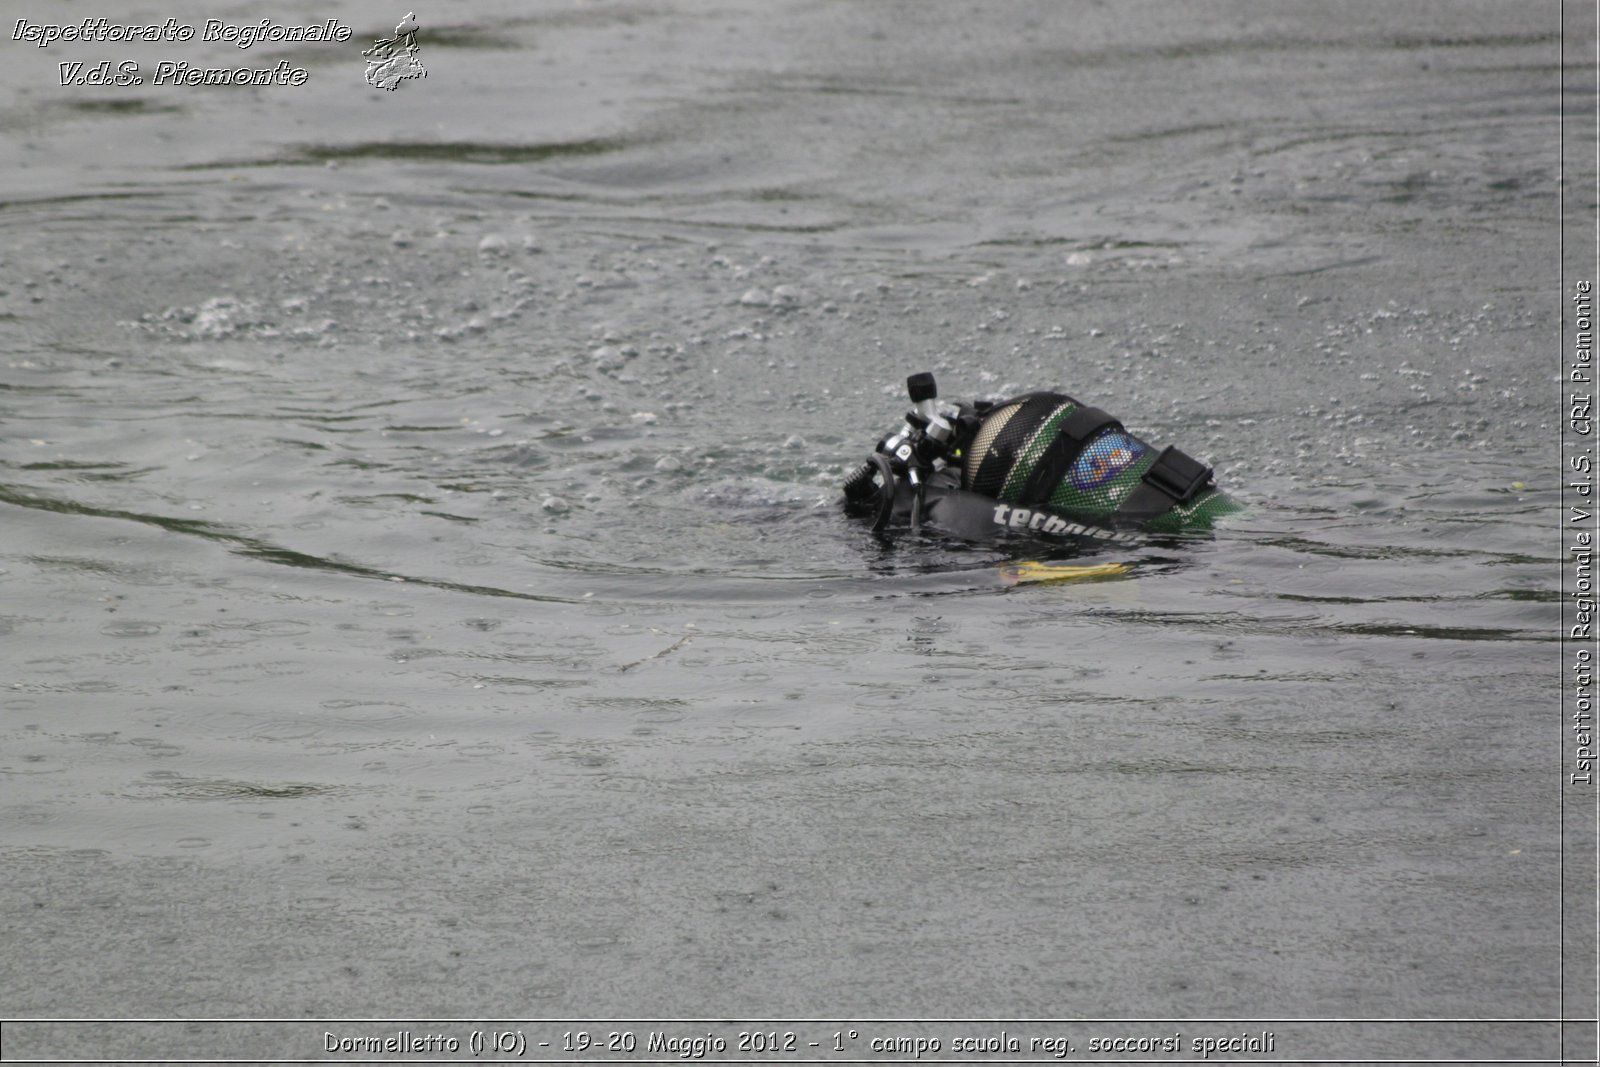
(1068, 431), (1148, 490)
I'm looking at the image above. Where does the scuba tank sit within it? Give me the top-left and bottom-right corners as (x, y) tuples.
(843, 373), (1241, 542)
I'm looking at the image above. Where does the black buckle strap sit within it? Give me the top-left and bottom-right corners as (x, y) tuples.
(1018, 405), (1122, 506)
(1146, 445), (1212, 501)
(1116, 445), (1212, 520)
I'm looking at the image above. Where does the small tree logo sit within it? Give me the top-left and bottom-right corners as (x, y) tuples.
(363, 11), (425, 91)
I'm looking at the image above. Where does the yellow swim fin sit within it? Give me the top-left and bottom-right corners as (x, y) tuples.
(998, 560), (1132, 586)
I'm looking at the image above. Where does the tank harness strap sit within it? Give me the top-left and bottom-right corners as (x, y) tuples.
(1017, 405), (1122, 506)
(1116, 445), (1213, 520)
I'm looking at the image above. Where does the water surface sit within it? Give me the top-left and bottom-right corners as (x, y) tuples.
(0, 0), (1575, 1058)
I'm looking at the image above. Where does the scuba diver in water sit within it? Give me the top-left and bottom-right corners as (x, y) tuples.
(843, 373), (1242, 545)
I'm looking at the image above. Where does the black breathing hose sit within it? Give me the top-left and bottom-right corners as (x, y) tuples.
(842, 460), (879, 503)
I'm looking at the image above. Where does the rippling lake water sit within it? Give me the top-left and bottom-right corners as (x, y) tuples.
(0, 0), (1585, 1060)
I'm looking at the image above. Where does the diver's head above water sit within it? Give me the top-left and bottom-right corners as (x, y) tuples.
(842, 373), (1241, 542)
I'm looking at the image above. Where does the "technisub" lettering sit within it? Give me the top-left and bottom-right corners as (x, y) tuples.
(992, 504), (1142, 544)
